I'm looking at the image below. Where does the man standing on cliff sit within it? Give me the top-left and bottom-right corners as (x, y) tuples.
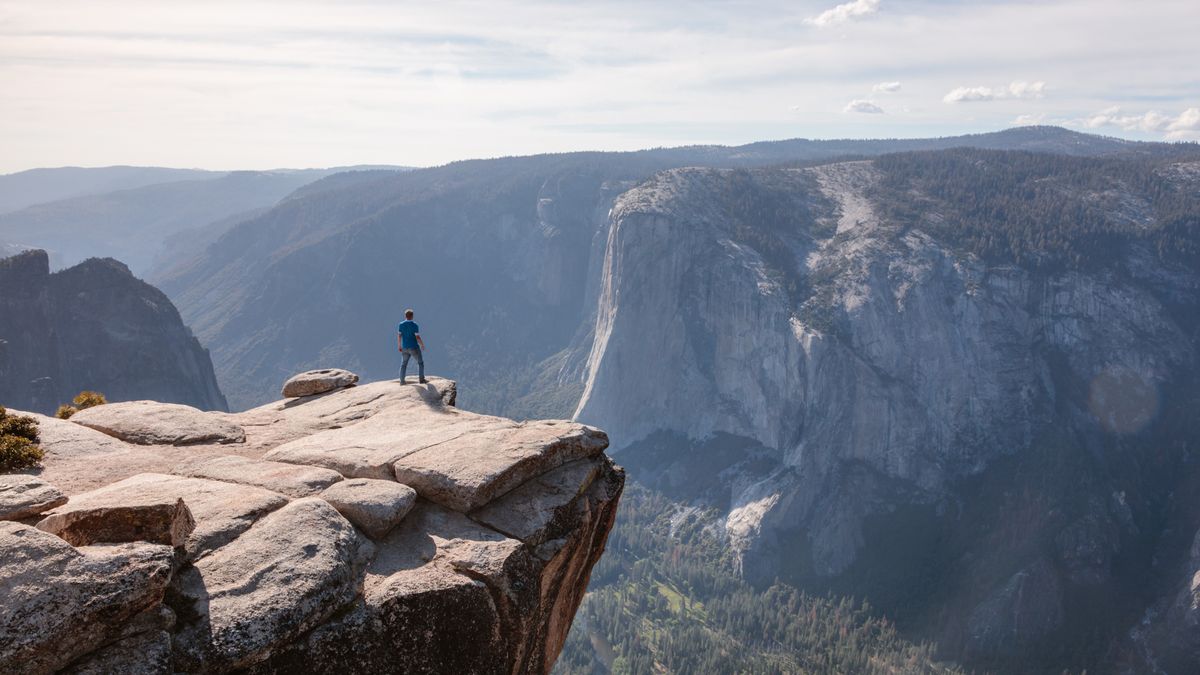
(397, 309), (427, 384)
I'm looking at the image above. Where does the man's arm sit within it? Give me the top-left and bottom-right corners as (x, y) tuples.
(398, 333), (403, 351)
(417, 333), (426, 350)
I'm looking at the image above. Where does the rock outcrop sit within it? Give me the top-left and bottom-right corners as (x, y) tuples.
(0, 250), (228, 415)
(280, 368), (359, 398)
(0, 374), (622, 674)
(0, 523), (175, 674)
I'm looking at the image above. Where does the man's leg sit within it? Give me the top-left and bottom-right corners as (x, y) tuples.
(400, 349), (411, 382)
(416, 348), (426, 383)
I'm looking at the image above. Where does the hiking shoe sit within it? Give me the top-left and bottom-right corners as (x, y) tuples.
(419, 378), (428, 384)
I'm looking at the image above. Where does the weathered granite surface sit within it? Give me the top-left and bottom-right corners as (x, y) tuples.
(0, 523), (174, 674)
(263, 381), (608, 511)
(172, 455), (343, 498)
(69, 401), (245, 446)
(0, 375), (622, 674)
(0, 474), (67, 520)
(319, 478), (416, 539)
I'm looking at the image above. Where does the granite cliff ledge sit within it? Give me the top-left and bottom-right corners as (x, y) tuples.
(0, 373), (624, 674)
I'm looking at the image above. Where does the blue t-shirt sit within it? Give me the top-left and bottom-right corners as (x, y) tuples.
(398, 320), (420, 350)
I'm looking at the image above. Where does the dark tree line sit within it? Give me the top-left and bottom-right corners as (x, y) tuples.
(554, 484), (959, 674)
(870, 148), (1200, 270)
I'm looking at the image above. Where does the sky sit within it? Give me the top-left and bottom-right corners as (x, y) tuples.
(1, 0), (1198, 173)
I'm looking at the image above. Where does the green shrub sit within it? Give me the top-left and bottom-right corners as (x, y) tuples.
(0, 406), (43, 471)
(0, 407), (39, 440)
(54, 390), (107, 419)
(73, 391), (107, 408)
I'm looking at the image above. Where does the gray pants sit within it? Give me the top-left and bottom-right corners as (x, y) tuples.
(400, 347), (424, 381)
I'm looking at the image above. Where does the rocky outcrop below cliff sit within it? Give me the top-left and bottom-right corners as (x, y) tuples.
(0, 249), (228, 414)
(0, 373), (623, 674)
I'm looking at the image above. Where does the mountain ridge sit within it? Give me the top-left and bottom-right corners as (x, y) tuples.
(0, 249), (228, 415)
(156, 126), (1195, 412)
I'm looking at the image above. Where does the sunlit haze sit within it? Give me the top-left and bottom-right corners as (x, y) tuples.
(1, 0), (1197, 172)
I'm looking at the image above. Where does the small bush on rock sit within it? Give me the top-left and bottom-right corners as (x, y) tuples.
(0, 405), (44, 471)
(55, 390), (107, 419)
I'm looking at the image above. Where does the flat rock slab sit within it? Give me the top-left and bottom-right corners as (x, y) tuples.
(265, 401), (475, 480)
(173, 455), (344, 498)
(471, 458), (604, 546)
(282, 369), (360, 398)
(37, 473), (287, 560)
(393, 420), (609, 512)
(0, 522), (174, 674)
(172, 498), (374, 672)
(5, 410), (130, 458)
(264, 382), (608, 512)
(38, 496), (195, 548)
(234, 378), (455, 454)
(320, 478), (416, 539)
(70, 401), (246, 446)
(0, 474), (68, 520)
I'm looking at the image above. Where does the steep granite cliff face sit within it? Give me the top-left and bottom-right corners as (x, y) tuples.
(0, 250), (228, 414)
(0, 374), (622, 674)
(572, 159), (1200, 667)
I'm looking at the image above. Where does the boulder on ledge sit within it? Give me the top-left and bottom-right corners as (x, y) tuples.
(37, 494), (195, 548)
(281, 369), (360, 398)
(69, 400), (245, 446)
(171, 498), (374, 672)
(0, 522), (174, 673)
(37, 473), (287, 559)
(319, 478), (417, 539)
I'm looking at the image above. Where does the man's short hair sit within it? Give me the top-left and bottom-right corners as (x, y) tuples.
(404, 309), (414, 319)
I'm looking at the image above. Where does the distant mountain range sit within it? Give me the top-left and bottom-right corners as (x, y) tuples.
(0, 166), (219, 214)
(0, 164), (411, 274)
(0, 127), (1157, 279)
(0, 164), (413, 214)
(146, 126), (1196, 413)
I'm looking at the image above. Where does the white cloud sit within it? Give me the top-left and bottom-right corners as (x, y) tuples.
(1084, 106), (1200, 139)
(844, 99), (884, 114)
(1007, 81), (1046, 98)
(806, 0), (881, 27)
(1013, 113), (1045, 126)
(1167, 108), (1200, 136)
(872, 81), (901, 93)
(944, 80), (1047, 103)
(944, 86), (996, 103)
